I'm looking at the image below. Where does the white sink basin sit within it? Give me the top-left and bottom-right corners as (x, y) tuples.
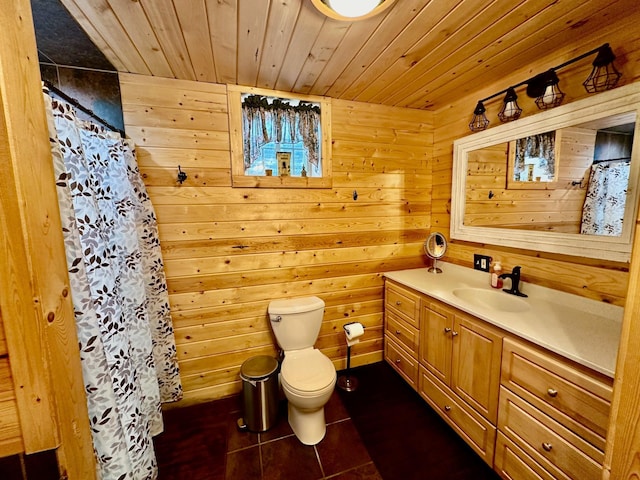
(452, 287), (530, 313)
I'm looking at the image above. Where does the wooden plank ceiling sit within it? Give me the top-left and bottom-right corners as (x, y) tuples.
(60, 0), (637, 110)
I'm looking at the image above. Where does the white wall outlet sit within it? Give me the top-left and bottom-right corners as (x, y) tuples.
(473, 254), (491, 272)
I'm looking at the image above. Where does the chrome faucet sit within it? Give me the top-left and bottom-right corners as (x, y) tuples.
(499, 266), (528, 297)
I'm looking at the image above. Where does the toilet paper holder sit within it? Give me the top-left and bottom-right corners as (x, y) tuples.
(338, 322), (365, 392)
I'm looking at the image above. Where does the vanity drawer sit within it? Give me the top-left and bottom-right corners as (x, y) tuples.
(385, 336), (418, 388)
(495, 432), (557, 480)
(385, 311), (419, 357)
(498, 387), (603, 480)
(419, 366), (496, 466)
(501, 337), (611, 451)
(385, 281), (420, 328)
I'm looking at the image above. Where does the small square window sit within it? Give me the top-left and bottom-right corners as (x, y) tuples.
(228, 86), (332, 188)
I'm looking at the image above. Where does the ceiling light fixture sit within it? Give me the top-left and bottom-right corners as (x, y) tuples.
(311, 0), (396, 21)
(468, 43), (622, 132)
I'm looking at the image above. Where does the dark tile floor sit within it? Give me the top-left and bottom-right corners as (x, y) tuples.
(155, 386), (378, 480)
(154, 361), (500, 480)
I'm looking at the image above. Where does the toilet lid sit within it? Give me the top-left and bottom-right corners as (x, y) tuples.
(281, 349), (335, 392)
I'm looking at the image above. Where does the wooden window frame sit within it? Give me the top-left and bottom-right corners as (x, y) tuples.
(227, 85), (332, 188)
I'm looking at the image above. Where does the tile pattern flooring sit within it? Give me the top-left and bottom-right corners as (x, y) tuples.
(155, 388), (380, 479)
(155, 361), (500, 480)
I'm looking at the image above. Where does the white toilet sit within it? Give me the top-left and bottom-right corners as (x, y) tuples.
(268, 296), (337, 445)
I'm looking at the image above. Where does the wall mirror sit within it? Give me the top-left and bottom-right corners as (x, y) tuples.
(452, 82), (640, 262)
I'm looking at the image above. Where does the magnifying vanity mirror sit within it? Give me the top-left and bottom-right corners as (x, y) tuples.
(451, 82), (640, 262)
(424, 232), (448, 273)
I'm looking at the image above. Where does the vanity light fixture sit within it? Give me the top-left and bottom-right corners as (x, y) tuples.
(583, 44), (622, 93)
(498, 88), (522, 122)
(469, 101), (490, 132)
(310, 0), (396, 21)
(532, 70), (565, 110)
(468, 43), (621, 132)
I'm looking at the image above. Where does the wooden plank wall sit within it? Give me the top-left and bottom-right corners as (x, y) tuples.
(0, 311), (22, 456)
(432, 14), (640, 307)
(464, 128), (593, 233)
(120, 73), (434, 405)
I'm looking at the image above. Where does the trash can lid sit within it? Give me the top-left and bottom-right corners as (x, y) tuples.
(240, 355), (279, 380)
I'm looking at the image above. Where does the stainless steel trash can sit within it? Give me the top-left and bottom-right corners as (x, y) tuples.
(239, 355), (279, 432)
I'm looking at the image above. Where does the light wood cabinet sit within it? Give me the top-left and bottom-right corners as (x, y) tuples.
(420, 300), (502, 424)
(417, 298), (502, 464)
(383, 278), (613, 478)
(496, 337), (613, 480)
(384, 281), (421, 388)
(451, 311), (503, 424)
(419, 300), (453, 384)
(496, 388), (603, 479)
(385, 336), (419, 388)
(419, 366), (497, 464)
(385, 281), (420, 328)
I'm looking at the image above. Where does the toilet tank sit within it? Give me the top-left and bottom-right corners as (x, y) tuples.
(268, 296), (325, 351)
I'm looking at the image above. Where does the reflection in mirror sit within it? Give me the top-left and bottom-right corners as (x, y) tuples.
(464, 112), (635, 236)
(512, 131), (556, 183)
(451, 82), (640, 262)
(424, 232), (447, 273)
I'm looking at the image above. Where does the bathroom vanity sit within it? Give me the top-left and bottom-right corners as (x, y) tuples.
(383, 263), (621, 480)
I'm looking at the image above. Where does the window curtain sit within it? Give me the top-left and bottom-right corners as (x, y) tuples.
(242, 95), (320, 171)
(43, 91), (182, 480)
(580, 161), (630, 236)
(514, 131), (556, 178)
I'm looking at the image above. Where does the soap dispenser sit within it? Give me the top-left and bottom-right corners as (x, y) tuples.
(491, 261), (503, 289)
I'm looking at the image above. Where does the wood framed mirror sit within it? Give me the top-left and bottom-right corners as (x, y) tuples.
(451, 82), (640, 262)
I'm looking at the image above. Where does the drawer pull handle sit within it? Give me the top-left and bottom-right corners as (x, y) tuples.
(395, 359), (401, 364)
(396, 301), (402, 306)
(542, 442), (553, 452)
(444, 327), (452, 333)
(452, 331), (459, 337)
(395, 330), (401, 335)
(444, 405), (451, 412)
(547, 388), (558, 397)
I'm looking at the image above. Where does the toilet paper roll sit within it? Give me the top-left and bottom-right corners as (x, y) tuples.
(347, 337), (360, 347)
(344, 322), (365, 347)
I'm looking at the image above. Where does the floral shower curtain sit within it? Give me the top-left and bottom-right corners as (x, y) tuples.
(43, 91), (182, 480)
(580, 161), (630, 236)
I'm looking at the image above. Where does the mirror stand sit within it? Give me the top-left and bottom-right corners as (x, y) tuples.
(424, 232), (448, 273)
(428, 259), (442, 274)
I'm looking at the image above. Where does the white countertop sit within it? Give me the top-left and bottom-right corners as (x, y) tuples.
(384, 262), (623, 378)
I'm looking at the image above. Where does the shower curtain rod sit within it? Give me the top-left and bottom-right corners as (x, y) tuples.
(43, 80), (126, 137)
(593, 157), (631, 163)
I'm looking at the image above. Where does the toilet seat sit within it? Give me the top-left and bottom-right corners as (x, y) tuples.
(281, 349), (336, 395)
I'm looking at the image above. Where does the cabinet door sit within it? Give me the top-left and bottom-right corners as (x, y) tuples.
(420, 302), (454, 385)
(451, 313), (503, 424)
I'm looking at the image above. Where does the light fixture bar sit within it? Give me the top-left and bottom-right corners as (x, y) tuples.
(477, 44), (609, 104)
(469, 43), (621, 132)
